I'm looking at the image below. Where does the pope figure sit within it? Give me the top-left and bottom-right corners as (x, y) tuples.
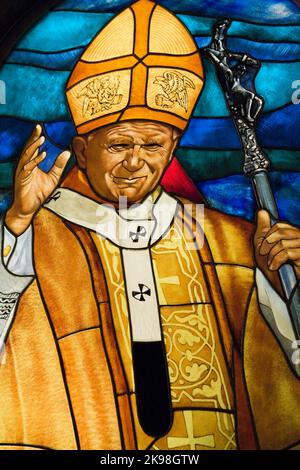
(1, 0), (300, 451)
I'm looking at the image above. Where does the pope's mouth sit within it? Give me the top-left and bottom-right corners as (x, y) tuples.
(111, 175), (147, 186)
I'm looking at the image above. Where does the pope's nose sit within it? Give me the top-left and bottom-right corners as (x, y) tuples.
(122, 145), (144, 172)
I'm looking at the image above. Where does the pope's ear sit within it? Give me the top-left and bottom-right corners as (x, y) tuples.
(72, 136), (88, 169)
(170, 127), (182, 156)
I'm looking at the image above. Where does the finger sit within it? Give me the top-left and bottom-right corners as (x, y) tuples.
(265, 226), (299, 245)
(255, 210), (271, 241)
(267, 239), (300, 268)
(24, 123), (42, 150)
(23, 151), (46, 174)
(48, 151), (71, 179)
(21, 135), (45, 164)
(254, 210), (272, 252)
(261, 220), (295, 240)
(25, 146), (40, 163)
(260, 229), (299, 256)
(20, 124), (43, 162)
(269, 248), (300, 271)
(17, 137), (45, 177)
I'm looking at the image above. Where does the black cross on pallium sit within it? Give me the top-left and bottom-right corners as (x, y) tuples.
(132, 284), (151, 301)
(129, 225), (147, 242)
(46, 191), (61, 204)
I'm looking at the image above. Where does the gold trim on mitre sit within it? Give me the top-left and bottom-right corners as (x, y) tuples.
(66, 0), (204, 134)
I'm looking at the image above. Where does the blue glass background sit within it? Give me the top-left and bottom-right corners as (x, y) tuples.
(0, 0), (300, 223)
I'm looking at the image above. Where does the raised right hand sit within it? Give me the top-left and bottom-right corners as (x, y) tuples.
(5, 124), (71, 236)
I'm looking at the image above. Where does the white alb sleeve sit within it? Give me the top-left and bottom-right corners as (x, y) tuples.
(2, 224), (35, 276)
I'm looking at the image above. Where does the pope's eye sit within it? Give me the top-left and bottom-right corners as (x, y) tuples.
(109, 143), (131, 151)
(142, 143), (161, 151)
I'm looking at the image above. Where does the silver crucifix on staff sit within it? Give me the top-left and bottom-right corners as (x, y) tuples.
(203, 19), (300, 341)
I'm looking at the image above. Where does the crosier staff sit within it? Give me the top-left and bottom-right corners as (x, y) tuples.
(203, 19), (300, 340)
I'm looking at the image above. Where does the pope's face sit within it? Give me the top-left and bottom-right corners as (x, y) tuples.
(72, 121), (179, 203)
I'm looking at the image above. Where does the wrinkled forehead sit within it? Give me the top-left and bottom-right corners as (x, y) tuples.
(86, 120), (177, 142)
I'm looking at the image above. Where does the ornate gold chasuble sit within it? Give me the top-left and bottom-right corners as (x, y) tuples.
(90, 207), (236, 450)
(1, 172), (300, 450)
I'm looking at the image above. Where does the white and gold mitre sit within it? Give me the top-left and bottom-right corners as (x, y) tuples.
(66, 0), (204, 134)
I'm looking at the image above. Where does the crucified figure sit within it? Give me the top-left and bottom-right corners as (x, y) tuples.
(204, 19), (263, 123)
